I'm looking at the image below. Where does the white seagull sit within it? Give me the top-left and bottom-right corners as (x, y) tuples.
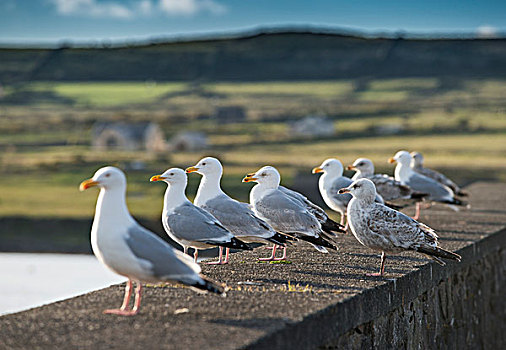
(80, 166), (225, 316)
(347, 157), (428, 202)
(339, 178), (461, 276)
(389, 150), (466, 219)
(243, 166), (337, 260)
(410, 151), (468, 197)
(185, 157), (289, 263)
(150, 168), (252, 263)
(312, 158), (384, 228)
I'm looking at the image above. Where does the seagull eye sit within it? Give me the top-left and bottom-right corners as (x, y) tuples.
(202, 163), (206, 166)
(105, 173), (110, 178)
(170, 173), (174, 176)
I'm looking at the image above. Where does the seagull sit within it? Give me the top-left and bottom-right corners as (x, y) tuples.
(347, 157), (428, 202)
(150, 168), (252, 263)
(339, 178), (461, 276)
(312, 158), (385, 228)
(80, 166), (225, 316)
(411, 151), (468, 197)
(389, 150), (466, 220)
(243, 166), (337, 259)
(185, 157), (289, 263)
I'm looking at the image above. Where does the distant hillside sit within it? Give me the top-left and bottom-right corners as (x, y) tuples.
(1, 30), (506, 83)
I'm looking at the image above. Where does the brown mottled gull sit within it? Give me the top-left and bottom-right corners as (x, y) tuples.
(339, 178), (461, 277)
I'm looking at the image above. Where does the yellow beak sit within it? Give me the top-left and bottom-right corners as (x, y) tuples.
(312, 167), (323, 174)
(150, 175), (166, 182)
(185, 166), (199, 173)
(79, 178), (99, 191)
(242, 175), (257, 183)
(346, 165), (355, 170)
(388, 157), (396, 164)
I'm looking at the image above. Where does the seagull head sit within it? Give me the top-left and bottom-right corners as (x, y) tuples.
(347, 158), (374, 176)
(312, 158), (344, 177)
(410, 151), (424, 168)
(80, 166), (126, 191)
(185, 156), (223, 177)
(388, 150), (412, 166)
(150, 168), (187, 187)
(339, 178), (377, 202)
(242, 166), (280, 187)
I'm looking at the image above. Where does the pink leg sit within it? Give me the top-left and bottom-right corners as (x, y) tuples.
(194, 249), (198, 263)
(184, 246), (188, 255)
(207, 246), (228, 265)
(224, 248), (230, 264)
(340, 214), (345, 226)
(259, 245), (287, 261)
(412, 202), (421, 220)
(366, 252), (386, 277)
(104, 279), (139, 316)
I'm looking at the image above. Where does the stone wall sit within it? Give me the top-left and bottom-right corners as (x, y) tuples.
(322, 243), (505, 349)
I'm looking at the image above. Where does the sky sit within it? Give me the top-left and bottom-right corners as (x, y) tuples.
(1, 0), (505, 45)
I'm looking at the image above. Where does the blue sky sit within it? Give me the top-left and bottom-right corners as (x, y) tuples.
(1, 0), (505, 45)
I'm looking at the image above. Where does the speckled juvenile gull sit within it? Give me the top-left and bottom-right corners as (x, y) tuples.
(80, 166), (224, 316)
(312, 158), (384, 228)
(339, 178), (461, 276)
(348, 158), (428, 202)
(150, 168), (252, 263)
(185, 157), (288, 262)
(243, 166), (337, 258)
(411, 151), (468, 197)
(389, 151), (466, 219)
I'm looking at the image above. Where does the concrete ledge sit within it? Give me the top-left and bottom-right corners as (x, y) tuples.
(1, 182), (505, 349)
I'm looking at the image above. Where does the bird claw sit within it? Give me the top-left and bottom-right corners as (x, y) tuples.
(103, 308), (138, 316)
(206, 260), (228, 265)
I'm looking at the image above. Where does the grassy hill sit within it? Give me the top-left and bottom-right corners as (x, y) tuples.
(1, 30), (506, 84)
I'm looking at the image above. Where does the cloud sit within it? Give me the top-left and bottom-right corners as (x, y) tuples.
(50, 0), (133, 19)
(476, 25), (498, 38)
(158, 0), (227, 16)
(49, 0), (227, 19)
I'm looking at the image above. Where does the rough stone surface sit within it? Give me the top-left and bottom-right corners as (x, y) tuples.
(0, 182), (505, 350)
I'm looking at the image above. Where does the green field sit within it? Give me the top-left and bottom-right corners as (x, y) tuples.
(1, 78), (505, 220)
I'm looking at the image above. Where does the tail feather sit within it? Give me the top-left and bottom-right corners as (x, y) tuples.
(441, 197), (467, 207)
(295, 233), (337, 251)
(192, 276), (226, 295)
(416, 246), (461, 262)
(457, 190), (469, 197)
(321, 218), (346, 234)
(411, 191), (429, 200)
(266, 232), (292, 246)
(385, 201), (406, 210)
(216, 237), (253, 250)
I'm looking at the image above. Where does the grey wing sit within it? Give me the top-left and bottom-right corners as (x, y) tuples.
(166, 203), (234, 244)
(279, 186), (328, 220)
(407, 173), (453, 201)
(369, 174), (411, 201)
(202, 195), (275, 238)
(255, 190), (320, 236)
(327, 177), (353, 207)
(419, 167), (460, 193)
(366, 204), (437, 249)
(124, 225), (201, 280)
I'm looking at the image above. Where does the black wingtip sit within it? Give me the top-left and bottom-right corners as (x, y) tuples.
(417, 246), (461, 262)
(194, 276), (226, 295)
(222, 237), (253, 250)
(442, 198), (467, 207)
(297, 234), (337, 251)
(266, 232), (292, 246)
(457, 190), (469, 197)
(321, 218), (346, 234)
(385, 201), (406, 210)
(411, 191), (429, 199)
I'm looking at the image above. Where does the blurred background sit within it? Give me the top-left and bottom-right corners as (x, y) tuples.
(1, 0), (505, 254)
